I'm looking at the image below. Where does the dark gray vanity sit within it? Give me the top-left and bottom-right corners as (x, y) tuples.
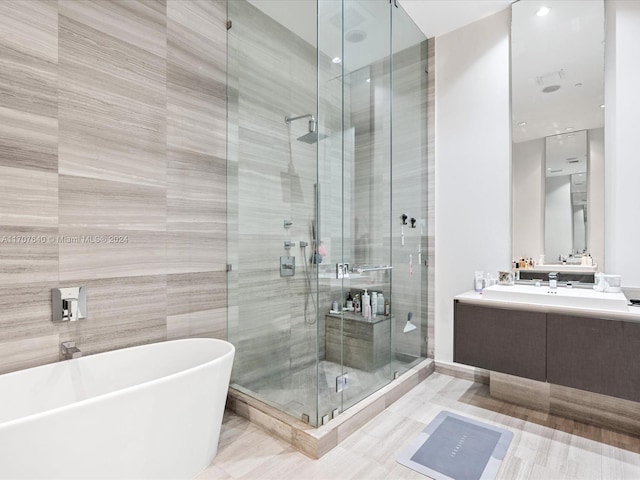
(454, 299), (640, 403)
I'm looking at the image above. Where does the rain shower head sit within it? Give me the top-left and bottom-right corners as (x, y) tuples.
(285, 113), (327, 144)
(296, 131), (329, 144)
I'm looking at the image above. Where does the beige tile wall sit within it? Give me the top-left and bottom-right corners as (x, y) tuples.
(0, 0), (228, 375)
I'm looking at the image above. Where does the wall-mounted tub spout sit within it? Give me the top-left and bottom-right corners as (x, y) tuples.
(61, 341), (82, 360)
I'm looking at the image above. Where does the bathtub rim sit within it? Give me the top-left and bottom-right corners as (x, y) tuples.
(0, 337), (235, 430)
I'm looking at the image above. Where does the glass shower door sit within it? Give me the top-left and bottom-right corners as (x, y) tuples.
(317, 0), (393, 420)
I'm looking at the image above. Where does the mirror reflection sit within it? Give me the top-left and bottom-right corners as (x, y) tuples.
(544, 130), (587, 262)
(511, 0), (605, 268)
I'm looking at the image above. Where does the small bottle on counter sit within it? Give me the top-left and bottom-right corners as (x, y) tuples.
(346, 292), (353, 310)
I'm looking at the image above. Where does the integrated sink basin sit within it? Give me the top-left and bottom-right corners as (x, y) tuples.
(482, 284), (629, 312)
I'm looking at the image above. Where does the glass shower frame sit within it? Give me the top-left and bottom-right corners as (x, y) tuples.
(227, 0), (428, 428)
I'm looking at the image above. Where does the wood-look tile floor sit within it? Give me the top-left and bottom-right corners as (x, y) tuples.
(199, 373), (640, 480)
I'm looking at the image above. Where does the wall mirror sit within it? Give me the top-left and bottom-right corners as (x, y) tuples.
(511, 0), (605, 268)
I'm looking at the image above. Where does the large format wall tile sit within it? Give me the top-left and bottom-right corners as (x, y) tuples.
(0, 227), (59, 285)
(0, 0), (58, 173)
(0, 166), (58, 227)
(167, 229), (225, 274)
(58, 14), (166, 187)
(167, 272), (226, 316)
(59, 229), (167, 281)
(0, 334), (60, 375)
(167, 0), (226, 159)
(59, 175), (166, 231)
(167, 148), (225, 232)
(59, 0), (167, 58)
(59, 275), (168, 355)
(0, 0), (228, 376)
(0, 283), (57, 338)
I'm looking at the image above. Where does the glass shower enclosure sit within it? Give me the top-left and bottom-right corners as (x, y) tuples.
(227, 0), (428, 427)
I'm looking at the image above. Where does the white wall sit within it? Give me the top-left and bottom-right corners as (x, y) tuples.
(435, 8), (511, 362)
(605, 1), (640, 286)
(512, 138), (545, 260)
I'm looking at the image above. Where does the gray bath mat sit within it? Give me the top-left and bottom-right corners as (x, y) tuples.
(397, 411), (513, 480)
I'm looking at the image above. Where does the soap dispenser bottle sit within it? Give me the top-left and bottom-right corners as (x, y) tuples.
(362, 289), (371, 320)
(371, 292), (378, 317)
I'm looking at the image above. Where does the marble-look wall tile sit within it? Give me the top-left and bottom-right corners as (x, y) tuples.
(58, 0), (167, 58)
(59, 175), (166, 231)
(58, 14), (166, 187)
(59, 230), (167, 280)
(167, 0), (226, 159)
(0, 0), (228, 375)
(0, 283), (57, 338)
(0, 0), (58, 173)
(0, 227), (59, 285)
(167, 230), (225, 274)
(426, 38), (435, 358)
(0, 166), (58, 227)
(61, 275), (167, 354)
(0, 334), (60, 375)
(167, 272), (226, 316)
(167, 148), (225, 232)
(167, 309), (226, 341)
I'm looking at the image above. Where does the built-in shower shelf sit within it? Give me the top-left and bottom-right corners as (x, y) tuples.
(325, 313), (392, 371)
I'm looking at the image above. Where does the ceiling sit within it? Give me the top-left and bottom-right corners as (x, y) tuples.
(246, 0), (604, 145)
(398, 0), (514, 38)
(247, 0), (515, 74)
(511, 0), (605, 143)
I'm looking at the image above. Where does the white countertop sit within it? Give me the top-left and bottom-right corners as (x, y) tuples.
(455, 285), (640, 322)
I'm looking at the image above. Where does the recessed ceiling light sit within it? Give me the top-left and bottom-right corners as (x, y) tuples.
(332, 57), (341, 64)
(366, 78), (371, 83)
(345, 30), (367, 44)
(600, 104), (605, 108)
(518, 121), (527, 127)
(536, 6), (551, 17)
(565, 127), (574, 131)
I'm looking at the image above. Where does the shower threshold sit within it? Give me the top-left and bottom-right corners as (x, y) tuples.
(226, 357), (434, 458)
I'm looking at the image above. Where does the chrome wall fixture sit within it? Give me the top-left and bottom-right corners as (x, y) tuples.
(52, 287), (87, 322)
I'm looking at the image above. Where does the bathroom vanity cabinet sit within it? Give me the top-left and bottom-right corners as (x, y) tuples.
(454, 302), (546, 381)
(547, 313), (640, 403)
(454, 300), (640, 403)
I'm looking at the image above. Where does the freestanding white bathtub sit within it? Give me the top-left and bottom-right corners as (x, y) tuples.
(0, 338), (235, 479)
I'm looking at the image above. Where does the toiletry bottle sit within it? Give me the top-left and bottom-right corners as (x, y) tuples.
(474, 271), (484, 292)
(371, 292), (378, 317)
(332, 300), (339, 312)
(354, 294), (360, 313)
(362, 289), (370, 320)
(384, 299), (390, 315)
(346, 292), (353, 310)
(377, 292), (384, 315)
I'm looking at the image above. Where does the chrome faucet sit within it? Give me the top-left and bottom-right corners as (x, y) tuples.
(61, 341), (82, 360)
